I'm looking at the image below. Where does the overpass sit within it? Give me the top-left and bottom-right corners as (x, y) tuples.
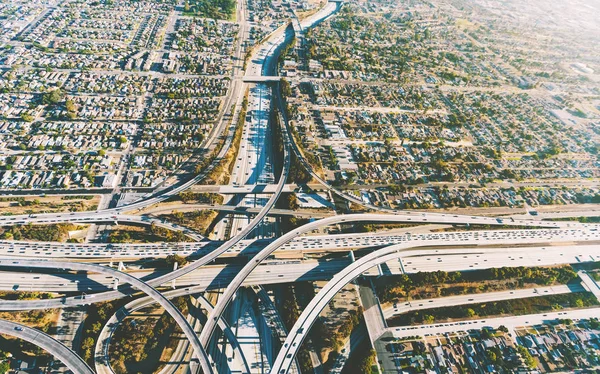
(270, 233), (600, 373)
(94, 288), (249, 374)
(189, 183), (296, 194)
(197, 209), (595, 348)
(242, 75), (282, 83)
(0, 319), (95, 374)
(0, 258), (213, 374)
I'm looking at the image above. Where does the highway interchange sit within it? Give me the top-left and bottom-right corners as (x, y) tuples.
(1, 1), (600, 374)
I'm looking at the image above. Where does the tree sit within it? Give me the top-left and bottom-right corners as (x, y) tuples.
(65, 99), (76, 112)
(43, 88), (64, 105)
(287, 194), (299, 210)
(20, 113), (34, 122)
(0, 360), (9, 374)
(165, 254), (187, 268)
(497, 325), (509, 333)
(466, 308), (476, 317)
(518, 346), (536, 369)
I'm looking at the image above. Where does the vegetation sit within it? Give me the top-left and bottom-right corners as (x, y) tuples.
(106, 225), (192, 243)
(176, 192), (224, 205)
(183, 0), (236, 19)
(517, 345), (537, 369)
(80, 300), (126, 364)
(0, 223), (82, 242)
(0, 351), (8, 373)
(199, 91), (248, 185)
(109, 297), (189, 373)
(165, 254), (188, 268)
(276, 284), (314, 374)
(341, 340), (377, 374)
(163, 210), (218, 237)
(0, 291), (53, 300)
(372, 265), (579, 303)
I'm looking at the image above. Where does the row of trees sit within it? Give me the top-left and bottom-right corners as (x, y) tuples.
(374, 266), (579, 303)
(0, 223), (76, 242)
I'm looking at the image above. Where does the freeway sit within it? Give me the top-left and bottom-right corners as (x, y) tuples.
(269, 233), (600, 373)
(0, 256), (349, 294)
(0, 319), (95, 374)
(3, 229), (599, 296)
(382, 284), (584, 319)
(388, 307), (600, 339)
(94, 288), (249, 374)
(197, 208), (595, 347)
(0, 218), (593, 261)
(3, 243), (600, 296)
(0, 259), (213, 374)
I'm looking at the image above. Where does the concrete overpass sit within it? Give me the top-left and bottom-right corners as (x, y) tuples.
(197, 209), (595, 348)
(0, 258), (213, 374)
(94, 288), (249, 374)
(270, 234), (600, 373)
(0, 319), (95, 374)
(189, 183), (296, 194)
(242, 76), (282, 83)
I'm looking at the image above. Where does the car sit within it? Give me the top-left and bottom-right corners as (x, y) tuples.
(14, 326), (23, 331)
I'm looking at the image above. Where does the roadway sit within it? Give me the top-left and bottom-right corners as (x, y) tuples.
(2, 229), (598, 295)
(269, 231), (600, 373)
(0, 258), (213, 374)
(94, 288), (249, 374)
(381, 284), (585, 319)
(387, 307), (600, 339)
(198, 208), (597, 349)
(0, 319), (95, 374)
(0, 219), (594, 261)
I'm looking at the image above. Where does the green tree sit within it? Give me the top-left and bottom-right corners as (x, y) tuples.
(65, 99), (76, 112)
(43, 88), (64, 105)
(518, 346), (536, 368)
(20, 113), (34, 122)
(165, 254), (188, 268)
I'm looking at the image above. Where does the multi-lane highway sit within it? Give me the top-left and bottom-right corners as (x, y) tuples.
(2, 1), (600, 374)
(270, 232), (600, 373)
(382, 284), (584, 319)
(198, 209), (595, 348)
(388, 307), (600, 339)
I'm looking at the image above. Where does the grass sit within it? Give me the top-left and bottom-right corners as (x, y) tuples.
(0, 195), (100, 215)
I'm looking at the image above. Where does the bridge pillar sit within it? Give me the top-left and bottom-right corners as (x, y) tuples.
(113, 278), (119, 290)
(171, 262), (178, 289)
(117, 262), (125, 271)
(348, 250), (355, 262)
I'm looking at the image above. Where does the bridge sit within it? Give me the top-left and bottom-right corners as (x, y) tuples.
(242, 75), (282, 83)
(189, 183), (297, 194)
